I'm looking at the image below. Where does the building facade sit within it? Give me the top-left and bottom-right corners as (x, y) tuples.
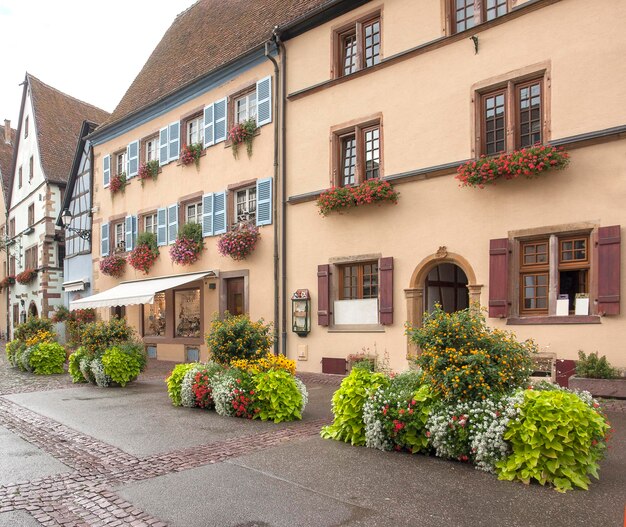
(0, 120), (16, 338)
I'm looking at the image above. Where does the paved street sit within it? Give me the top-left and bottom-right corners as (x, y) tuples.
(0, 347), (624, 527)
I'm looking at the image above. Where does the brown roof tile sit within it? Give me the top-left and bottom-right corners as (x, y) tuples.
(0, 125), (16, 197)
(28, 74), (109, 185)
(104, 0), (332, 128)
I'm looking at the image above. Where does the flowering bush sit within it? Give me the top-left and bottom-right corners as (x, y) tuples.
(91, 357), (112, 387)
(65, 308), (96, 347)
(317, 179), (399, 216)
(138, 160), (159, 184)
(254, 369), (303, 423)
(68, 347), (88, 383)
(128, 232), (159, 274)
(206, 313), (273, 365)
(14, 317), (54, 342)
(25, 329), (55, 347)
(101, 346), (142, 387)
(192, 368), (215, 409)
(230, 352), (296, 376)
(407, 306), (535, 401)
(16, 268), (37, 285)
(217, 223), (260, 261)
(80, 318), (134, 355)
(456, 145), (570, 188)
(170, 223), (203, 266)
(180, 143), (203, 167)
(166, 363), (197, 406)
(109, 172), (127, 195)
(99, 254), (126, 277)
(229, 118), (257, 159)
(181, 363), (205, 407)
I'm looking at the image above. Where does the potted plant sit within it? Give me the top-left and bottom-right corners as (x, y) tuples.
(568, 351), (626, 398)
(110, 172), (127, 195)
(217, 223), (260, 261)
(228, 118), (257, 159)
(99, 254), (126, 277)
(16, 268), (37, 285)
(456, 145), (570, 188)
(170, 223), (204, 266)
(180, 143), (203, 168)
(127, 232), (159, 274)
(317, 179), (399, 216)
(138, 160), (159, 185)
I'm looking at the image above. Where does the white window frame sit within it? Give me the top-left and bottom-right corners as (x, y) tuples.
(116, 152), (127, 176)
(186, 202), (203, 225)
(235, 92), (257, 124)
(187, 116), (204, 146)
(144, 213), (157, 235)
(146, 139), (158, 162)
(235, 187), (257, 224)
(114, 222), (126, 251)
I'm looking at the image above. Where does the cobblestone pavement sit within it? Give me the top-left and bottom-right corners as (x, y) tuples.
(0, 345), (328, 526)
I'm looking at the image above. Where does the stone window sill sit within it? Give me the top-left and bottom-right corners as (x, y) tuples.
(506, 315), (601, 325)
(328, 324), (386, 333)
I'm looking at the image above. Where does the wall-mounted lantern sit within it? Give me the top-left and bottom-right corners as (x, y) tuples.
(291, 289), (310, 337)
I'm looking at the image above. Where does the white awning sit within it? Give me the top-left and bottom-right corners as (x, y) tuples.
(69, 271), (215, 310)
(62, 279), (89, 292)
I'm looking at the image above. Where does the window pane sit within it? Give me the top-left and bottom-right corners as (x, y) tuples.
(518, 81), (542, 147)
(483, 91), (506, 155)
(175, 289), (201, 338)
(363, 20), (381, 67)
(486, 0), (507, 21)
(364, 127), (380, 180)
(341, 135), (357, 186)
(521, 273), (549, 312)
(144, 292), (166, 336)
(455, 0), (475, 32)
(342, 32), (357, 75)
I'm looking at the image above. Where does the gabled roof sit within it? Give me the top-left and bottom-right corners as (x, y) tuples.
(101, 0), (335, 130)
(0, 125), (16, 199)
(27, 74), (109, 185)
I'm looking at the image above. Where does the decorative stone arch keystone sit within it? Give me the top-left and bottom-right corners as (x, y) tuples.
(404, 248), (482, 358)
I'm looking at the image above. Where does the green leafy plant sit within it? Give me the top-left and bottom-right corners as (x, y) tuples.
(101, 346), (141, 386)
(166, 363), (197, 406)
(229, 118), (257, 159)
(575, 351), (618, 379)
(496, 389), (611, 492)
(385, 383), (435, 453)
(14, 317), (54, 342)
(28, 342), (66, 375)
(206, 313), (273, 365)
(80, 318), (134, 355)
(408, 306), (535, 401)
(321, 368), (389, 446)
(253, 369), (303, 423)
(5, 340), (26, 368)
(68, 348), (88, 383)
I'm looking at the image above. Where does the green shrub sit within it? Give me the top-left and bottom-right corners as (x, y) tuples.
(80, 318), (134, 355)
(576, 351), (618, 379)
(68, 348), (88, 383)
(496, 389), (610, 492)
(28, 342), (66, 375)
(6, 340), (25, 368)
(408, 306), (535, 401)
(166, 363), (197, 406)
(253, 370), (303, 423)
(14, 317), (54, 342)
(101, 346), (141, 386)
(117, 341), (148, 372)
(321, 368), (389, 446)
(206, 313), (273, 365)
(136, 231), (158, 251)
(19, 347), (35, 372)
(178, 222), (202, 244)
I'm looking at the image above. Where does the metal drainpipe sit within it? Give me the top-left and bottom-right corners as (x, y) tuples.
(264, 39), (281, 355)
(277, 36), (288, 359)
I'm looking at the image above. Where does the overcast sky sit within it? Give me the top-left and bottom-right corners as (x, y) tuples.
(0, 0), (197, 127)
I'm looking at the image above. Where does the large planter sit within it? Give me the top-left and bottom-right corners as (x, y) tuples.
(568, 376), (626, 399)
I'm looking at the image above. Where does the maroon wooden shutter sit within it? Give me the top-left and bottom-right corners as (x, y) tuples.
(597, 225), (621, 315)
(317, 264), (331, 326)
(379, 257), (393, 325)
(489, 238), (509, 318)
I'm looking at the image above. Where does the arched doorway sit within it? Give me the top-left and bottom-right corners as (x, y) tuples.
(28, 302), (38, 319)
(425, 263), (469, 313)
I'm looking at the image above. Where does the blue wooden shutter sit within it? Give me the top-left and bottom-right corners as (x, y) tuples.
(157, 207), (167, 246)
(125, 215), (134, 251)
(127, 141), (139, 177)
(213, 191), (227, 235)
(101, 223), (109, 256)
(159, 127), (169, 165)
(103, 154), (111, 187)
(202, 193), (213, 237)
(256, 177), (272, 226)
(168, 122), (180, 161)
(167, 204), (178, 244)
(204, 104), (214, 147)
(213, 98), (227, 143)
(256, 76), (272, 126)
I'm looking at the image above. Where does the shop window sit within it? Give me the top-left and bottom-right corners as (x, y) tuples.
(175, 288), (201, 338)
(143, 292), (166, 337)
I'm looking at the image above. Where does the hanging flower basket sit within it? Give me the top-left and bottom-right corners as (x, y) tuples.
(228, 118), (257, 159)
(110, 172), (127, 195)
(455, 145), (570, 188)
(317, 179), (399, 216)
(99, 254), (126, 277)
(0, 276), (15, 289)
(217, 223), (260, 261)
(16, 268), (37, 285)
(170, 223), (204, 266)
(180, 143), (203, 167)
(138, 160), (159, 185)
(127, 243), (159, 274)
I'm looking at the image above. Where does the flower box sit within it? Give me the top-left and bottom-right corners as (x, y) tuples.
(228, 118), (257, 159)
(568, 377), (626, 399)
(170, 223), (204, 266)
(317, 179), (399, 216)
(16, 268), (37, 285)
(138, 160), (159, 184)
(110, 172), (127, 195)
(180, 143), (203, 167)
(99, 254), (126, 277)
(217, 223), (260, 260)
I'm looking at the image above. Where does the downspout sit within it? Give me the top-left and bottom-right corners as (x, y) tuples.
(264, 39), (281, 355)
(277, 36), (288, 358)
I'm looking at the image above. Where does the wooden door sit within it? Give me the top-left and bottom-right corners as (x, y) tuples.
(226, 277), (245, 316)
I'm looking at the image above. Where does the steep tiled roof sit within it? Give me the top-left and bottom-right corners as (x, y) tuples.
(28, 74), (109, 184)
(0, 125), (16, 197)
(104, 0), (333, 128)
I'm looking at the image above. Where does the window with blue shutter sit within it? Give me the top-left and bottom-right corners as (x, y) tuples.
(256, 178), (272, 226)
(103, 155), (111, 187)
(168, 122), (180, 161)
(101, 223), (109, 256)
(127, 141), (139, 177)
(204, 104), (214, 147)
(157, 207), (167, 246)
(202, 193), (213, 237)
(167, 204), (178, 244)
(159, 127), (169, 165)
(213, 191), (227, 235)
(213, 98), (227, 143)
(256, 76), (272, 126)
